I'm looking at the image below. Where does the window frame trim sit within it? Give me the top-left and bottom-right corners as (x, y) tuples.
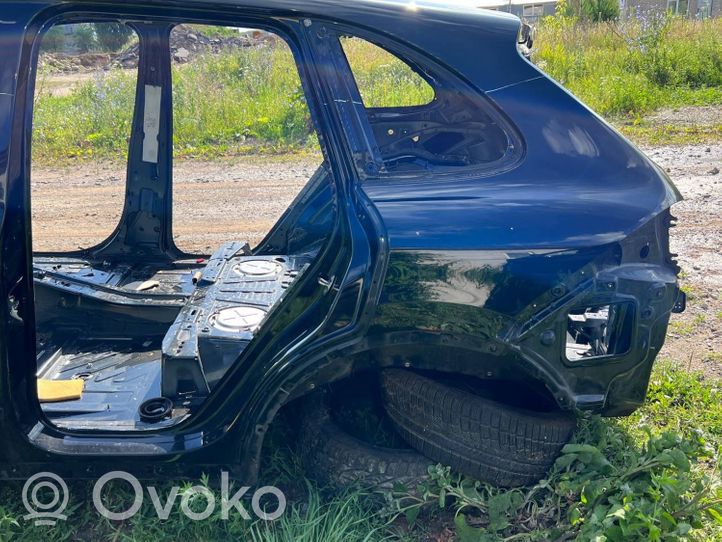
(319, 23), (525, 183)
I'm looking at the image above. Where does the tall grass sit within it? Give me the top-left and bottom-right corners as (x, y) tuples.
(533, 15), (722, 116)
(31, 18), (722, 164)
(33, 70), (137, 160)
(172, 45), (312, 157)
(32, 37), (429, 162)
(340, 37), (435, 108)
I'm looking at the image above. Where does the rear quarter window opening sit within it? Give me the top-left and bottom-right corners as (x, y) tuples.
(338, 34), (520, 178)
(339, 36), (435, 108)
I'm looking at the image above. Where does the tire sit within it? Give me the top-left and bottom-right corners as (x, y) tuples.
(298, 395), (432, 492)
(381, 369), (576, 487)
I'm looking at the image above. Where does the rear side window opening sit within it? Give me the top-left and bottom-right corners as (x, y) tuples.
(339, 37), (435, 108)
(338, 33), (520, 178)
(170, 24), (325, 253)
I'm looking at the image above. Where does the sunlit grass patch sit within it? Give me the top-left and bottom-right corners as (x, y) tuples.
(533, 16), (722, 118)
(31, 18), (722, 165)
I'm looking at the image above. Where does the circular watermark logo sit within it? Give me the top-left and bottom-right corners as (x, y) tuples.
(22, 472), (69, 526)
(92, 471), (144, 521)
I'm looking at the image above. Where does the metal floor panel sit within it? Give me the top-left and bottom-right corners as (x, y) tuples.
(37, 340), (165, 429)
(33, 257), (202, 296)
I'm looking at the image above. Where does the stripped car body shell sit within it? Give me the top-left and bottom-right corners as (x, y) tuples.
(0, 0), (682, 481)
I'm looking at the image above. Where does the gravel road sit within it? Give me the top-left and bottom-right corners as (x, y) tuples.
(31, 156), (320, 254)
(32, 143), (722, 376)
(644, 143), (722, 376)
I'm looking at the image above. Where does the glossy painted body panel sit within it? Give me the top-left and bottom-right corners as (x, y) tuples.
(368, 217), (678, 415)
(362, 77), (680, 250)
(0, 0), (681, 479)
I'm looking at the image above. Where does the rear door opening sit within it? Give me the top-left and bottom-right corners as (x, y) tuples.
(30, 19), (337, 431)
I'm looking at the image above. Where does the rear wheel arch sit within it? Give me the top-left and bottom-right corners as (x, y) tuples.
(234, 332), (574, 481)
(288, 335), (577, 409)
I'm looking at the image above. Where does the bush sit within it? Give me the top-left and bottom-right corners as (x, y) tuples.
(73, 23), (97, 53)
(560, 0), (619, 21)
(533, 15), (722, 117)
(94, 23), (134, 52)
(41, 26), (66, 52)
(581, 0), (620, 21)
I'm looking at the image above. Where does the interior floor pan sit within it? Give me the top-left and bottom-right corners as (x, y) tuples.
(36, 339), (183, 430)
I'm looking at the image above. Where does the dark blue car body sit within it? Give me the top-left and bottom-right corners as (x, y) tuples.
(0, 0), (682, 480)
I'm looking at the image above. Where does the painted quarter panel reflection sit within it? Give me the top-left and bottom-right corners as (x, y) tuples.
(373, 246), (616, 336)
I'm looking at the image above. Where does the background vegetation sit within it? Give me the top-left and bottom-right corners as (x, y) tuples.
(533, 9), (722, 117)
(42, 23), (135, 54)
(32, 15), (722, 163)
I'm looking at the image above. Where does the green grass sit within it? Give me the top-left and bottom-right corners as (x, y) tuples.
(33, 70), (137, 161)
(669, 314), (706, 337)
(533, 16), (722, 118)
(617, 122), (722, 146)
(31, 35), (432, 163)
(1, 363), (720, 541)
(32, 42), (317, 161)
(31, 17), (722, 165)
(339, 37), (435, 109)
(171, 44), (318, 158)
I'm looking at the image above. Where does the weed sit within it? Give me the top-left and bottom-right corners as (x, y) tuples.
(532, 16), (722, 118)
(389, 364), (722, 541)
(31, 18), (722, 164)
(618, 122), (722, 146)
(668, 314), (705, 337)
(680, 284), (699, 303)
(703, 353), (722, 364)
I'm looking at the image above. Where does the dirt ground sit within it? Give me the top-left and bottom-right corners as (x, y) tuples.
(31, 156), (320, 253)
(32, 142), (721, 376)
(644, 143), (722, 376)
(644, 105), (722, 127)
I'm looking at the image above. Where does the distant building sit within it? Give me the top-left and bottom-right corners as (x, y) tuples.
(622, 0), (719, 18)
(478, 0), (719, 19)
(479, 0), (557, 22)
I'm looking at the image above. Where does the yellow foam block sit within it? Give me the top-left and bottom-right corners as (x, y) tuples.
(37, 379), (84, 403)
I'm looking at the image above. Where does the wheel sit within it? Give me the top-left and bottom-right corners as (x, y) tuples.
(381, 369), (577, 487)
(298, 394), (432, 491)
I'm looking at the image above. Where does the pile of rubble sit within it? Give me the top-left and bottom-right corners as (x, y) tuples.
(113, 25), (277, 68)
(38, 25), (278, 73)
(39, 52), (113, 73)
